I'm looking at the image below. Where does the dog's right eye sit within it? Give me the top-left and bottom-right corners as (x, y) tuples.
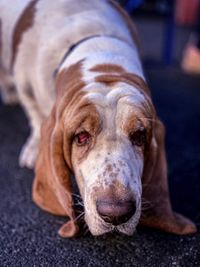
(129, 129), (147, 147)
(74, 131), (91, 146)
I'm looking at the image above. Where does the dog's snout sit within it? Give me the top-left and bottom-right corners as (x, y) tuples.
(96, 198), (136, 225)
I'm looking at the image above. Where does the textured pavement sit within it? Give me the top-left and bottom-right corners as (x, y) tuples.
(0, 68), (200, 267)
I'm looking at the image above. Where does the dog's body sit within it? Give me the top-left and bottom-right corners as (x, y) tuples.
(0, 0), (197, 237)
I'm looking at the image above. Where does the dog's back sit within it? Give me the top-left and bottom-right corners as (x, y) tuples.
(0, 0), (133, 75)
(0, 0), (140, 111)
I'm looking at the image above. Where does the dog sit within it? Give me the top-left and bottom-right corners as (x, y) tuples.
(0, 0), (197, 237)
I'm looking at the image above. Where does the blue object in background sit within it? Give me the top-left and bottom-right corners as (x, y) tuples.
(125, 0), (143, 11)
(163, 8), (175, 66)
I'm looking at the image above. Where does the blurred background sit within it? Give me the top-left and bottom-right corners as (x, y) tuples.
(118, 0), (200, 66)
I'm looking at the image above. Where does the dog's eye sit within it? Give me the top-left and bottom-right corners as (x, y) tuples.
(74, 131), (91, 146)
(129, 129), (146, 147)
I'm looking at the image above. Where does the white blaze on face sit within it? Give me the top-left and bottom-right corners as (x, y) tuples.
(73, 82), (149, 235)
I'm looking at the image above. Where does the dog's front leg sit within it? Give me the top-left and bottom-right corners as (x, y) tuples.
(16, 81), (43, 169)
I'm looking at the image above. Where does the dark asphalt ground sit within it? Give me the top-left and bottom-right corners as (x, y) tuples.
(0, 67), (200, 267)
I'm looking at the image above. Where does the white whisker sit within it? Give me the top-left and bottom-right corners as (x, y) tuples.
(74, 211), (85, 222)
(72, 193), (82, 199)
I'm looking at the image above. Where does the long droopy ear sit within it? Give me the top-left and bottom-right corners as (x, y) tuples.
(32, 62), (85, 238)
(32, 106), (78, 237)
(140, 119), (197, 234)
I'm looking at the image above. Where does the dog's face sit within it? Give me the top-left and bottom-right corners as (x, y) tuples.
(69, 82), (153, 235)
(33, 62), (197, 237)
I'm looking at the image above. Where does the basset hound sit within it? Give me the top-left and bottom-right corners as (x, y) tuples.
(0, 0), (197, 237)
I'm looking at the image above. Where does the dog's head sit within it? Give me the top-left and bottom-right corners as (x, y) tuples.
(33, 61), (196, 237)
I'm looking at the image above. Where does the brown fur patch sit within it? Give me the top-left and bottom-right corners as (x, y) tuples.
(33, 61), (88, 237)
(140, 120), (197, 234)
(108, 0), (140, 48)
(94, 71), (155, 122)
(90, 63), (149, 96)
(95, 73), (150, 96)
(90, 63), (125, 74)
(56, 62), (102, 199)
(11, 0), (38, 69)
(55, 60), (86, 102)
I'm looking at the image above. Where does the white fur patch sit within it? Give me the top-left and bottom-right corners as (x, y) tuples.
(77, 141), (143, 235)
(60, 36), (145, 82)
(83, 82), (147, 109)
(73, 82), (147, 235)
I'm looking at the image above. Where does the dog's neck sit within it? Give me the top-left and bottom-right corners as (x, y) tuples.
(57, 35), (145, 81)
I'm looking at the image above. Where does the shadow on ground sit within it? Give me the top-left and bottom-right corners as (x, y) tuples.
(0, 68), (200, 266)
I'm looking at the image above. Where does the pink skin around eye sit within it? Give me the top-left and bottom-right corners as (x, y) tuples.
(77, 132), (90, 144)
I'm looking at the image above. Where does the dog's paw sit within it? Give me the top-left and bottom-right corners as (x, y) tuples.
(19, 136), (39, 169)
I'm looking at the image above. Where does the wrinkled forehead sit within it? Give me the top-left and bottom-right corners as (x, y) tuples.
(82, 81), (154, 127)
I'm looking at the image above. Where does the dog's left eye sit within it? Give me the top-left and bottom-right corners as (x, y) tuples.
(129, 129), (147, 147)
(74, 131), (91, 146)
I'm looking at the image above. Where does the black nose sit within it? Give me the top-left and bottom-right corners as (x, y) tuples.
(96, 198), (136, 225)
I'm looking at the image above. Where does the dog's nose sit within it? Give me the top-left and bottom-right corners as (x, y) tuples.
(96, 198), (136, 225)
